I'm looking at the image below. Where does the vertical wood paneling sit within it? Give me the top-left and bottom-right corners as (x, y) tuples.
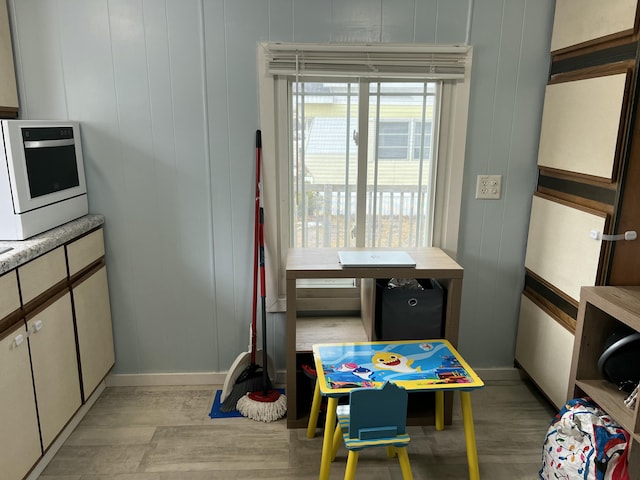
(163, 0), (215, 368)
(141, 0), (187, 367)
(434, 0), (471, 44)
(8, 0), (556, 374)
(459, 0), (555, 367)
(223, 0), (270, 361)
(204, 0), (237, 370)
(329, 0), (382, 43)
(381, 0), (419, 43)
(292, 0), (332, 42)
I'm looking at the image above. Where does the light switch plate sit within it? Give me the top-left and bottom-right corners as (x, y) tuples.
(476, 175), (502, 200)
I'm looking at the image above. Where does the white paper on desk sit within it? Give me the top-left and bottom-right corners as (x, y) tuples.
(338, 250), (416, 267)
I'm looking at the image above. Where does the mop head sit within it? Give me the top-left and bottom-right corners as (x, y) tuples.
(236, 390), (287, 423)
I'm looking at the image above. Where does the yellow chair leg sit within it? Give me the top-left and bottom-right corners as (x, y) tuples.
(344, 451), (359, 480)
(396, 447), (414, 480)
(386, 446), (396, 458)
(435, 390), (444, 431)
(332, 423), (342, 461)
(307, 379), (322, 438)
(320, 397), (338, 480)
(460, 392), (480, 480)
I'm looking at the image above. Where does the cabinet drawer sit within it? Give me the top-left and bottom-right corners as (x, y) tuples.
(67, 229), (105, 277)
(524, 195), (606, 302)
(19, 247), (67, 305)
(0, 270), (20, 320)
(515, 295), (574, 408)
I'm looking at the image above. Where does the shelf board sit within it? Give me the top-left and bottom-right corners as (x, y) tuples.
(575, 379), (636, 430)
(296, 316), (368, 352)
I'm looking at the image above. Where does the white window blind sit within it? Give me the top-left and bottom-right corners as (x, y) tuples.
(261, 43), (471, 80)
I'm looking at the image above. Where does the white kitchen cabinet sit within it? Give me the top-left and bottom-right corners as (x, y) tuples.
(66, 228), (105, 277)
(27, 290), (82, 450)
(19, 247), (67, 305)
(0, 269), (19, 320)
(0, 0), (18, 117)
(72, 264), (115, 400)
(0, 322), (42, 480)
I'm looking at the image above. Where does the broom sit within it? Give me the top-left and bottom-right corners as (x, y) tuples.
(236, 134), (287, 422)
(220, 131), (267, 412)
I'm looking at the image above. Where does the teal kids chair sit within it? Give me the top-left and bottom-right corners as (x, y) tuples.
(332, 381), (413, 480)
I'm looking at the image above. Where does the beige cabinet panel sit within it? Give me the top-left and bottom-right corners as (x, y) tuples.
(19, 247), (66, 304)
(538, 74), (627, 180)
(525, 196), (606, 302)
(551, 0), (637, 51)
(0, 324), (42, 480)
(0, 0), (18, 111)
(515, 295), (574, 408)
(73, 265), (115, 398)
(28, 292), (82, 450)
(67, 228), (105, 277)
(0, 270), (19, 319)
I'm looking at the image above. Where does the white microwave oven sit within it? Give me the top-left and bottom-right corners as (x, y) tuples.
(0, 120), (88, 240)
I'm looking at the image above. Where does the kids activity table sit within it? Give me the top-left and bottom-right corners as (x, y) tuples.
(308, 338), (484, 480)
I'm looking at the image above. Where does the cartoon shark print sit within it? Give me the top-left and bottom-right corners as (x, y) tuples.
(372, 351), (421, 373)
(352, 366), (373, 380)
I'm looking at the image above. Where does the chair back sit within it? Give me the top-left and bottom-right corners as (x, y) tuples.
(347, 381), (408, 440)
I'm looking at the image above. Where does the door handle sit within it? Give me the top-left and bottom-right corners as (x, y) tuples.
(590, 230), (637, 241)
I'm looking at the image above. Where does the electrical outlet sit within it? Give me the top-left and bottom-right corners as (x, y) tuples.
(475, 175), (502, 200)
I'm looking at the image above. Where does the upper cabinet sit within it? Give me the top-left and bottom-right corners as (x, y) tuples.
(551, 0), (639, 54)
(0, 0), (18, 117)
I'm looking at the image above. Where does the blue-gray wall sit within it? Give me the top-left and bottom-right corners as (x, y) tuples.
(7, 0), (555, 374)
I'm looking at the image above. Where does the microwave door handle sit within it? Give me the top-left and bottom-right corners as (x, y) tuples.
(23, 139), (75, 149)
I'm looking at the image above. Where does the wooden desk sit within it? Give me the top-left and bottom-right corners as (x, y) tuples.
(285, 247), (464, 428)
(309, 339), (484, 480)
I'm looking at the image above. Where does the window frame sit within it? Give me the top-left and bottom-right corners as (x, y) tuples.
(257, 43), (473, 312)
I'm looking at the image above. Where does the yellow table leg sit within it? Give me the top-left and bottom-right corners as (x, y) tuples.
(460, 392), (480, 480)
(435, 390), (444, 431)
(319, 397), (338, 480)
(307, 379), (322, 439)
(344, 451), (359, 480)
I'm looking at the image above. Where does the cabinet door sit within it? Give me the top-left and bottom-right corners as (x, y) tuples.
(27, 291), (82, 450)
(0, 323), (41, 480)
(0, 0), (18, 115)
(72, 265), (115, 399)
(515, 295), (574, 408)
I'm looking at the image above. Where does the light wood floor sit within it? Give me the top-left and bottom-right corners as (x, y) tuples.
(37, 378), (556, 479)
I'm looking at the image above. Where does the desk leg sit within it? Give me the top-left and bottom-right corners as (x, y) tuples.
(307, 379), (322, 438)
(435, 391), (444, 431)
(319, 397), (338, 480)
(460, 392), (480, 480)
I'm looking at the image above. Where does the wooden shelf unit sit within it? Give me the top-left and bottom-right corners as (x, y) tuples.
(285, 247), (464, 428)
(569, 286), (640, 474)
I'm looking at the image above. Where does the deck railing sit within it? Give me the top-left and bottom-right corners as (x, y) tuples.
(294, 183), (430, 248)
